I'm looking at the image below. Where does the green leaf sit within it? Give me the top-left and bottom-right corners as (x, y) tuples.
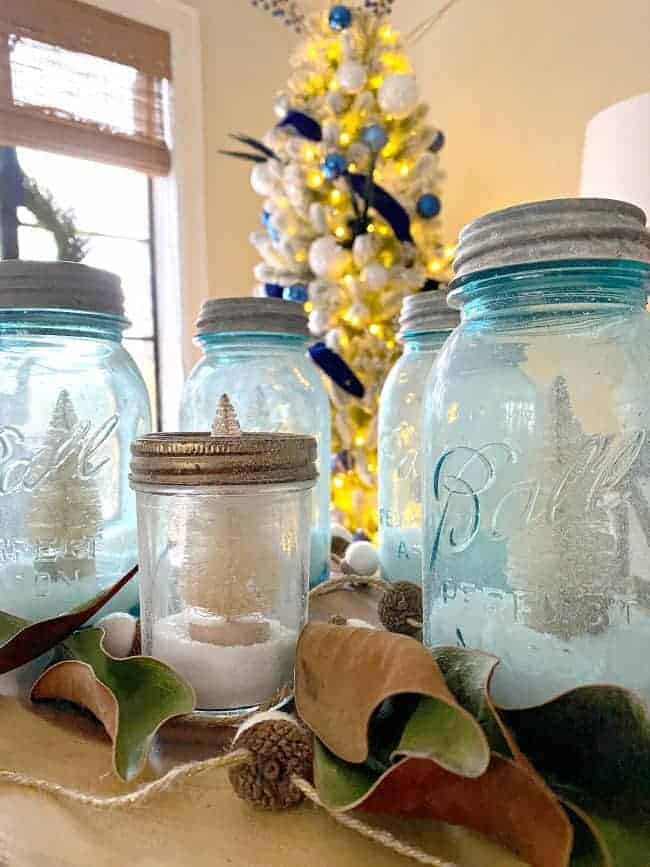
(499, 684), (650, 866)
(0, 566), (138, 674)
(32, 627), (195, 781)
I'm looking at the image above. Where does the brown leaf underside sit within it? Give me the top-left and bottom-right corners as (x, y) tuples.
(32, 661), (118, 740)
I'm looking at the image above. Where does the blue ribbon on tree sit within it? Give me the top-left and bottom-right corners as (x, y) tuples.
(309, 342), (365, 398)
(277, 111), (323, 142)
(346, 172), (413, 243)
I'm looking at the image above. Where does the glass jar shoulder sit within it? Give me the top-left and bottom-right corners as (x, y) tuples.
(181, 345), (330, 436)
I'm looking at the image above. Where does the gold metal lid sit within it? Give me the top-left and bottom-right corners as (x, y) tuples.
(130, 395), (318, 487)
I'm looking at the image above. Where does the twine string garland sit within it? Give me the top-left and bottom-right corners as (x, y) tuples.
(0, 752), (460, 867)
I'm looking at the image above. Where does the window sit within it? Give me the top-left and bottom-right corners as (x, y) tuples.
(10, 145), (161, 426)
(0, 0), (203, 431)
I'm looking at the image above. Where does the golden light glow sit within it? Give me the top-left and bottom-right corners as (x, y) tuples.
(399, 161), (411, 177)
(330, 189), (343, 205)
(447, 402), (460, 424)
(377, 224), (390, 237)
(354, 434), (366, 447)
(381, 138), (399, 158)
(326, 41), (342, 63)
(373, 168), (382, 181)
(444, 245), (457, 258)
(378, 23), (398, 44)
(334, 225), (347, 239)
(386, 339), (396, 350)
(428, 259), (442, 274)
(369, 74), (384, 90)
(343, 274), (356, 289)
(307, 170), (324, 189)
(334, 475), (345, 489)
(379, 249), (394, 267)
(380, 52), (411, 74)
(348, 162), (358, 173)
(369, 323), (382, 336)
(339, 131), (351, 147)
(295, 250), (307, 264)
(303, 145), (318, 161)
(304, 301), (314, 313)
(367, 223), (376, 233)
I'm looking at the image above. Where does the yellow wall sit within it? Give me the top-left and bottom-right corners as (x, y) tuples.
(182, 0), (650, 318)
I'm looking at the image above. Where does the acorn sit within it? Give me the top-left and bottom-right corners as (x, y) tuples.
(228, 712), (313, 810)
(378, 581), (423, 637)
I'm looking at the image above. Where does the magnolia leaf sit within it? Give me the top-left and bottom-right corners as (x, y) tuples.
(31, 627), (195, 782)
(499, 685), (650, 866)
(229, 133), (277, 160)
(315, 744), (573, 867)
(295, 624), (489, 774)
(0, 565), (138, 674)
(218, 150), (268, 163)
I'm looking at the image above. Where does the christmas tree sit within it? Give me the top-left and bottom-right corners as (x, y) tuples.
(28, 390), (103, 582)
(234, 2), (453, 535)
(508, 376), (618, 640)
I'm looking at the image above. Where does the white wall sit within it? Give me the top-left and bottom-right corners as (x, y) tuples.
(181, 0), (650, 331)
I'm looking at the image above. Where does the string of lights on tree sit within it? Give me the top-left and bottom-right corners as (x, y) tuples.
(229, 2), (455, 535)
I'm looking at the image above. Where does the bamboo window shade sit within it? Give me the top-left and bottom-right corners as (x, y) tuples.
(0, 0), (172, 175)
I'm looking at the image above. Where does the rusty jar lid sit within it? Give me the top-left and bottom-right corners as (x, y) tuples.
(130, 395), (318, 487)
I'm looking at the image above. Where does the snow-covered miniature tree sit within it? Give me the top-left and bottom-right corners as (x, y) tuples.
(28, 389), (103, 581)
(239, 2), (453, 534)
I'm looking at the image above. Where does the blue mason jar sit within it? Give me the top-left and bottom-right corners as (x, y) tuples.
(378, 291), (459, 583)
(0, 261), (152, 621)
(423, 199), (650, 707)
(180, 298), (331, 586)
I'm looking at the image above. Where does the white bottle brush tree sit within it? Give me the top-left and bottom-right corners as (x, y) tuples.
(226, 1), (456, 536)
(28, 390), (103, 582)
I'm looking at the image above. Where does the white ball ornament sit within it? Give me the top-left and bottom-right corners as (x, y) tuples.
(309, 236), (352, 280)
(309, 309), (330, 336)
(337, 61), (367, 94)
(251, 162), (275, 196)
(97, 613), (138, 659)
(364, 263), (389, 290)
(273, 93), (289, 119)
(344, 540), (380, 576)
(325, 328), (343, 352)
(378, 74), (419, 119)
(327, 91), (348, 115)
(353, 233), (379, 268)
(309, 202), (328, 234)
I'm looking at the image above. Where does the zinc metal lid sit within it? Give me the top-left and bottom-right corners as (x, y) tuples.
(398, 291), (460, 338)
(0, 260), (126, 319)
(452, 198), (650, 283)
(130, 396), (318, 487)
(195, 297), (310, 337)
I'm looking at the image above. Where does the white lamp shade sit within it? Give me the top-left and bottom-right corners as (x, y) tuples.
(580, 92), (650, 221)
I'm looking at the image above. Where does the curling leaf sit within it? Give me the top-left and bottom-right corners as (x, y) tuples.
(295, 624), (489, 772)
(32, 627), (195, 782)
(277, 111), (323, 142)
(0, 565), (138, 674)
(347, 172), (414, 243)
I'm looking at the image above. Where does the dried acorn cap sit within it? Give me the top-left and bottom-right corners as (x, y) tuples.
(229, 713), (313, 810)
(378, 581), (423, 637)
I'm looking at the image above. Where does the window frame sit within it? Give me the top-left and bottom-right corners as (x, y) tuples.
(82, 0), (208, 431)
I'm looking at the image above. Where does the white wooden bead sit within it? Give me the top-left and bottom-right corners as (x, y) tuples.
(344, 540), (380, 576)
(97, 612), (138, 658)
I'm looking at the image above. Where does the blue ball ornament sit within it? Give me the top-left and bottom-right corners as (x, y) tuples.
(416, 193), (442, 220)
(264, 283), (284, 299)
(322, 151), (347, 180)
(261, 210), (272, 227)
(362, 123), (389, 153)
(268, 225), (281, 243)
(430, 130), (445, 153)
(283, 283), (308, 303)
(328, 5), (353, 31)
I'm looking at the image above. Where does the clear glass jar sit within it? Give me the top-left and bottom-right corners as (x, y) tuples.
(131, 405), (317, 716)
(423, 199), (650, 707)
(0, 261), (151, 620)
(378, 292), (459, 583)
(180, 298), (331, 587)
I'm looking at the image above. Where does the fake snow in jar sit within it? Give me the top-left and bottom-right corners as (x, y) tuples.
(130, 396), (317, 716)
